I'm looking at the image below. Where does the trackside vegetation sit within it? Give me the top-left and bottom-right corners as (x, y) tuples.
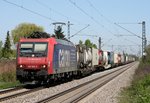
(0, 23), (44, 89)
(0, 71), (20, 89)
(119, 45), (150, 103)
(0, 60), (20, 89)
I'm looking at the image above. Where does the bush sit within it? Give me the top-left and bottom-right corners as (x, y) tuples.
(0, 71), (16, 82)
(119, 74), (150, 103)
(0, 59), (16, 71)
(119, 60), (150, 103)
(134, 62), (150, 81)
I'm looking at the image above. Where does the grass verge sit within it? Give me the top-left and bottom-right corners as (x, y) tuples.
(0, 71), (20, 89)
(118, 61), (150, 103)
(0, 81), (20, 89)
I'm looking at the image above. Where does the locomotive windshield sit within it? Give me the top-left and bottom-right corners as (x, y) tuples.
(19, 42), (48, 57)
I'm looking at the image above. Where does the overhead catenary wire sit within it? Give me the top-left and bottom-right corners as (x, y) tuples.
(86, 0), (146, 42)
(106, 44), (141, 47)
(70, 24), (90, 38)
(3, 0), (144, 55)
(3, 0), (92, 42)
(35, 0), (92, 37)
(87, 0), (122, 35)
(35, 0), (86, 25)
(115, 22), (150, 43)
(87, 0), (114, 24)
(2, 0), (56, 22)
(124, 38), (140, 45)
(86, 0), (143, 55)
(68, 0), (115, 35)
(114, 23), (142, 39)
(115, 22), (142, 24)
(76, 34), (98, 37)
(35, 0), (69, 20)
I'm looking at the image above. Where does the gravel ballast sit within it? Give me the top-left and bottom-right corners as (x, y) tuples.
(79, 62), (139, 103)
(2, 62), (138, 103)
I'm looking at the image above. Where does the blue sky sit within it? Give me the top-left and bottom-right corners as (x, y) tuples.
(1, 0), (150, 56)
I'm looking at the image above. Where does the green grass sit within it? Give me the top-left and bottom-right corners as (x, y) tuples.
(0, 81), (20, 89)
(0, 71), (16, 82)
(0, 71), (20, 89)
(118, 61), (150, 103)
(119, 75), (150, 103)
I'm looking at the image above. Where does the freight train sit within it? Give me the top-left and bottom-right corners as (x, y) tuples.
(16, 36), (135, 84)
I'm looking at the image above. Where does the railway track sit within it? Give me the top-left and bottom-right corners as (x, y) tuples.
(0, 62), (136, 103)
(0, 86), (44, 102)
(36, 62), (136, 103)
(0, 86), (23, 95)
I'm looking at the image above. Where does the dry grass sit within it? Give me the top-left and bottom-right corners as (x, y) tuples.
(0, 59), (16, 82)
(133, 60), (150, 81)
(0, 59), (16, 74)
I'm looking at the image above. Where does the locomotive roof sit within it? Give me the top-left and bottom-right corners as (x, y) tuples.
(56, 39), (75, 47)
(19, 38), (75, 47)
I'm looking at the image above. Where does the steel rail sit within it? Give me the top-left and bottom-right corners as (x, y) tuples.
(71, 63), (136, 103)
(36, 62), (136, 103)
(0, 85), (25, 95)
(0, 86), (44, 102)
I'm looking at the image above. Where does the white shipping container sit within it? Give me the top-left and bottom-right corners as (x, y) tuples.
(92, 48), (99, 66)
(103, 51), (108, 66)
(84, 48), (92, 64)
(103, 51), (111, 69)
(114, 53), (118, 64)
(121, 54), (125, 63)
(125, 55), (128, 63)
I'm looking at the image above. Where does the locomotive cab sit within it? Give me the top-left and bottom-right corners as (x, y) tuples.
(16, 38), (56, 83)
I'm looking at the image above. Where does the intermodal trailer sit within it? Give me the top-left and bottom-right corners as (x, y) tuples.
(103, 51), (111, 69)
(92, 48), (99, 68)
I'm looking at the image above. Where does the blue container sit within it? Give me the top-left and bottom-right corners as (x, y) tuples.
(110, 52), (114, 65)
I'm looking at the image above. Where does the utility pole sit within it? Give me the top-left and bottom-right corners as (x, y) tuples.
(99, 37), (101, 50)
(111, 45), (114, 51)
(115, 21), (147, 58)
(142, 21), (146, 60)
(67, 21), (73, 40)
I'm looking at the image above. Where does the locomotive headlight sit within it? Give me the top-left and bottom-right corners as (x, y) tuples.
(41, 65), (46, 68)
(20, 65), (23, 68)
(42, 65), (46, 68)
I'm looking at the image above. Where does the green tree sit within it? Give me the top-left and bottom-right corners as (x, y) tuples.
(0, 40), (2, 49)
(52, 26), (65, 39)
(85, 39), (92, 48)
(84, 39), (97, 48)
(11, 23), (44, 44)
(2, 31), (12, 58)
(92, 44), (97, 49)
(79, 40), (83, 45)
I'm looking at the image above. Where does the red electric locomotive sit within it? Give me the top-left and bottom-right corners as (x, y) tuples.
(16, 37), (77, 84)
